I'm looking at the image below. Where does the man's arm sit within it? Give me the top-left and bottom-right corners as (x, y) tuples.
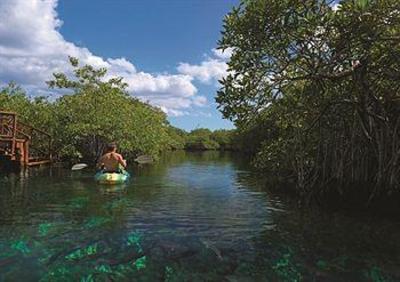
(117, 154), (127, 169)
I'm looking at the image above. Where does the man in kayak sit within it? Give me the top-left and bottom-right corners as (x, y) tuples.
(97, 143), (127, 173)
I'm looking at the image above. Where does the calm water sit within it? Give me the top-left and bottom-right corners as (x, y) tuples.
(0, 151), (399, 281)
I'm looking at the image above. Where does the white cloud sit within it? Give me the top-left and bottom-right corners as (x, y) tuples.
(159, 107), (189, 117)
(107, 58), (137, 74)
(192, 95), (207, 107)
(125, 73), (196, 98)
(177, 59), (228, 84)
(0, 0), (208, 117)
(177, 47), (233, 84)
(212, 48), (233, 61)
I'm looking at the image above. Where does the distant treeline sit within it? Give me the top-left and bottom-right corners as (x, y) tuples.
(167, 127), (239, 151)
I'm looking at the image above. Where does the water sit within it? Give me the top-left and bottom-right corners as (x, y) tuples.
(0, 151), (399, 281)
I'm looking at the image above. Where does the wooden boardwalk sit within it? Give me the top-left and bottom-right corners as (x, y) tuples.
(0, 111), (52, 168)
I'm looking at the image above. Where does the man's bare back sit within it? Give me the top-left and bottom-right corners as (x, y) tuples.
(97, 143), (127, 172)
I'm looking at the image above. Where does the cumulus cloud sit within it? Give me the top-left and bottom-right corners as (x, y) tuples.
(192, 95), (207, 107)
(212, 48), (233, 61)
(177, 59), (227, 84)
(177, 47), (233, 84)
(0, 0), (207, 116)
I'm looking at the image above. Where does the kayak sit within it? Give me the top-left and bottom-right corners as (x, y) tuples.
(95, 170), (130, 185)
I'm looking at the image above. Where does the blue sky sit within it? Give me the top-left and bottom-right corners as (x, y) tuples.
(58, 0), (237, 73)
(0, 0), (239, 131)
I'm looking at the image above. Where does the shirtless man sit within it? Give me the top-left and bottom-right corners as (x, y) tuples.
(97, 143), (127, 172)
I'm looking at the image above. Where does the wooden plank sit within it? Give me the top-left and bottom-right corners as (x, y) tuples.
(0, 111), (17, 115)
(0, 137), (27, 143)
(27, 160), (52, 166)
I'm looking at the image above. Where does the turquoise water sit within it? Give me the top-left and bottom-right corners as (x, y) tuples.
(0, 151), (399, 281)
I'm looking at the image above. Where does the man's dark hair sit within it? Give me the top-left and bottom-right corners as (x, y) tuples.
(105, 142), (117, 153)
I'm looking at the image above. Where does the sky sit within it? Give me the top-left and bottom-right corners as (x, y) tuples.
(0, 0), (239, 131)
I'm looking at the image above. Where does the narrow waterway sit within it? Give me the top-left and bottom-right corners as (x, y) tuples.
(0, 151), (399, 281)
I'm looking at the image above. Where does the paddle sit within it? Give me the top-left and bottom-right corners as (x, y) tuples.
(71, 155), (152, 170)
(71, 163), (88, 171)
(134, 155), (153, 164)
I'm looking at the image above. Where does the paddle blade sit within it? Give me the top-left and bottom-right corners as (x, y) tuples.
(71, 163), (88, 171)
(134, 155), (153, 164)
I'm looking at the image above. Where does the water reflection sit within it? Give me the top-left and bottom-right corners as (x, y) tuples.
(0, 151), (399, 281)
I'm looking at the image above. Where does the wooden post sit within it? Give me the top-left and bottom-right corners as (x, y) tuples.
(15, 141), (22, 164)
(11, 113), (17, 158)
(24, 140), (29, 165)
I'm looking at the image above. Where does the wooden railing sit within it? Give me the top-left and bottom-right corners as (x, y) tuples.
(0, 111), (52, 166)
(17, 120), (52, 161)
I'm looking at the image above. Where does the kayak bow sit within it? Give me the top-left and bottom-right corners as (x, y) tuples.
(95, 170), (130, 185)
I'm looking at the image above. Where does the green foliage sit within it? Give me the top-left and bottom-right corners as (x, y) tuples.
(48, 57), (170, 160)
(217, 0), (400, 202)
(165, 126), (187, 150)
(0, 82), (57, 133)
(163, 127), (241, 151)
(185, 128), (220, 150)
(211, 129), (238, 150)
(0, 83), (31, 114)
(0, 57), (178, 162)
